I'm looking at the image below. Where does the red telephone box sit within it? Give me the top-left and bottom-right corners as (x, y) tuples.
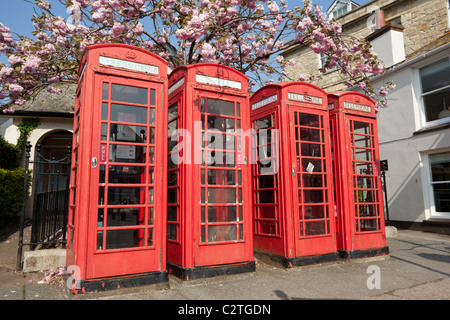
(250, 82), (338, 267)
(166, 63), (254, 279)
(328, 91), (389, 259)
(66, 44), (168, 292)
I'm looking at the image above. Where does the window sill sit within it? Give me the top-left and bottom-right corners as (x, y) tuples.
(413, 122), (450, 136)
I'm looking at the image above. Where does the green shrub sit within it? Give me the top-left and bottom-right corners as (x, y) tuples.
(0, 135), (20, 169)
(0, 168), (32, 226)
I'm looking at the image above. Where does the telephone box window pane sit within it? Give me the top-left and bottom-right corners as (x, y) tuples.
(148, 207), (154, 225)
(304, 190), (324, 203)
(301, 143), (322, 157)
(208, 188), (236, 203)
(168, 224), (177, 241)
(259, 205), (276, 219)
(355, 162), (373, 175)
(107, 208), (142, 227)
(102, 103), (108, 120)
(302, 174), (323, 188)
(305, 221), (326, 236)
(107, 187), (144, 205)
(207, 169), (236, 185)
(97, 231), (103, 250)
(206, 98), (235, 116)
(207, 206), (237, 222)
(150, 89), (155, 105)
(259, 190), (275, 203)
(167, 206), (177, 222)
(168, 103), (178, 121)
(299, 113), (320, 127)
(111, 84), (148, 105)
(300, 128), (321, 142)
(108, 165), (144, 184)
(101, 123), (107, 141)
(98, 209), (104, 227)
(353, 121), (371, 135)
(106, 229), (144, 250)
(359, 219), (378, 231)
(109, 145), (146, 163)
(111, 104), (147, 124)
(259, 221), (277, 235)
(110, 124), (146, 143)
(150, 108), (155, 125)
(99, 165), (106, 183)
(258, 175), (274, 188)
(168, 171), (177, 186)
(205, 116), (235, 131)
(148, 228), (153, 246)
(304, 205), (325, 219)
(102, 83), (109, 100)
(167, 188), (177, 204)
(208, 225), (237, 242)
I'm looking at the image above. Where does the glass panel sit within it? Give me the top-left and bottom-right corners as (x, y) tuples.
(107, 187), (145, 205)
(168, 170), (177, 186)
(301, 143), (322, 157)
(148, 228), (153, 246)
(97, 231), (103, 250)
(299, 113), (320, 127)
(255, 116), (271, 130)
(167, 206), (177, 222)
(359, 219), (378, 231)
(258, 175), (274, 188)
(259, 205), (276, 219)
(111, 104), (147, 124)
(98, 209), (104, 227)
(205, 116), (235, 131)
(432, 183), (450, 212)
(106, 229), (145, 250)
(111, 83), (148, 105)
(110, 124), (146, 143)
(150, 108), (155, 125)
(302, 174), (323, 188)
(208, 225), (237, 242)
(422, 87), (450, 122)
(305, 221), (326, 236)
(207, 206), (236, 222)
(353, 121), (371, 135)
(150, 88), (155, 105)
(430, 152), (450, 182)
(167, 224), (177, 241)
(148, 207), (154, 225)
(356, 189), (376, 203)
(109, 145), (146, 163)
(168, 102), (178, 121)
(302, 159), (323, 172)
(206, 98), (235, 116)
(354, 148), (372, 161)
(353, 134), (372, 148)
(108, 165), (145, 184)
(99, 165), (106, 183)
(355, 162), (373, 175)
(208, 188), (236, 203)
(207, 169), (236, 185)
(107, 207), (143, 227)
(102, 102), (108, 120)
(101, 123), (108, 141)
(102, 83), (109, 100)
(259, 221), (277, 235)
(304, 205), (325, 219)
(205, 132), (235, 150)
(359, 204), (378, 217)
(304, 190), (324, 203)
(420, 58), (450, 93)
(259, 190), (275, 203)
(167, 188), (177, 204)
(300, 128), (321, 142)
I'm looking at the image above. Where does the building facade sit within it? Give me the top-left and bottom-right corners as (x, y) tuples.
(284, 0), (450, 233)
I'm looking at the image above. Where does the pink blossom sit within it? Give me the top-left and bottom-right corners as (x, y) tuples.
(0, 67), (14, 79)
(9, 84), (24, 94)
(22, 55), (42, 72)
(8, 55), (21, 65)
(199, 43), (216, 59)
(268, 2), (279, 14)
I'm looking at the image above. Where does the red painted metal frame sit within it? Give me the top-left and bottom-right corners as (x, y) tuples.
(66, 44), (168, 290)
(250, 82), (338, 266)
(328, 91), (388, 258)
(166, 63), (254, 278)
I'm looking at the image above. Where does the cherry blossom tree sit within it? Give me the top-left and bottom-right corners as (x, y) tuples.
(0, 0), (394, 113)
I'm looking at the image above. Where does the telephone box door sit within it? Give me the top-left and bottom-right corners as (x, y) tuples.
(86, 74), (164, 279)
(345, 115), (385, 250)
(289, 107), (336, 257)
(194, 92), (252, 267)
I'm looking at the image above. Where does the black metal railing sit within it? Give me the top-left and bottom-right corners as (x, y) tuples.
(17, 141), (71, 270)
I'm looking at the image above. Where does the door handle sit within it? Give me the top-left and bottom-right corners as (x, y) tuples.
(91, 157), (98, 168)
(292, 168), (295, 177)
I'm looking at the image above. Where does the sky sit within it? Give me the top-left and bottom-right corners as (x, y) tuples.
(0, 0), (371, 66)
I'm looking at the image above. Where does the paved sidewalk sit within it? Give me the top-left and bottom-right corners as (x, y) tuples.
(0, 227), (449, 301)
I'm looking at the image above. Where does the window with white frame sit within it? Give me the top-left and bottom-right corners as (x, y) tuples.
(428, 151), (450, 216)
(419, 57), (450, 124)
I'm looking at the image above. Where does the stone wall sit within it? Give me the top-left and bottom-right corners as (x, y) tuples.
(283, 0), (450, 91)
